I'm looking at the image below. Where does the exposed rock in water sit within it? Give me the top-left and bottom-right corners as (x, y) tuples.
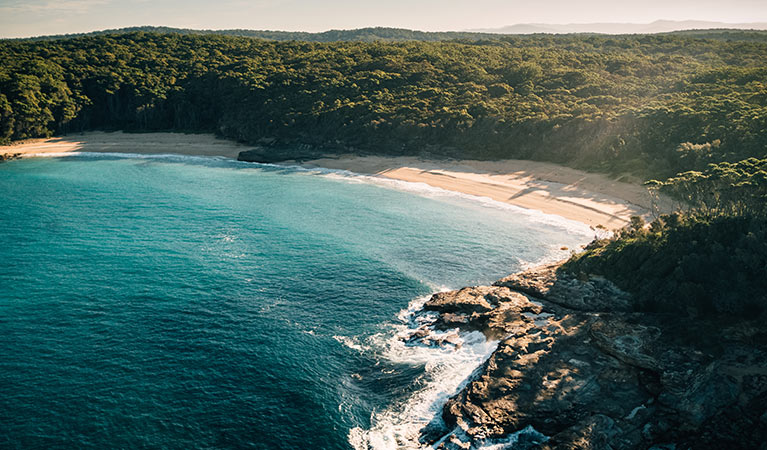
(413, 262), (767, 449)
(237, 146), (328, 163)
(0, 152), (21, 163)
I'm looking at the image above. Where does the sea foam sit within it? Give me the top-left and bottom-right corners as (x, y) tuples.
(344, 291), (554, 450)
(344, 294), (499, 450)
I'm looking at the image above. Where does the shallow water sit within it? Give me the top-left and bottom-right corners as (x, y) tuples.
(0, 154), (592, 449)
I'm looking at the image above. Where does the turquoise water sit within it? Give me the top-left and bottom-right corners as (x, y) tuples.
(0, 154), (591, 449)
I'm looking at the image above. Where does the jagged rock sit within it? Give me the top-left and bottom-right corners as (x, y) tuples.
(440, 312), (649, 444)
(541, 414), (626, 450)
(420, 286), (549, 338)
(403, 327), (463, 349)
(494, 263), (632, 312)
(589, 318), (663, 371)
(419, 262), (767, 449)
(424, 286), (505, 314)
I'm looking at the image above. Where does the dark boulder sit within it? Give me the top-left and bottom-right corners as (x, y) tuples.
(237, 146), (326, 163)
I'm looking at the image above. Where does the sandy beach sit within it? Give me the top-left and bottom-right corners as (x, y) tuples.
(304, 155), (668, 229)
(0, 131), (247, 159)
(1, 132), (665, 229)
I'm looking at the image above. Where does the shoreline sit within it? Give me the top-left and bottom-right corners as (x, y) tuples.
(1, 131), (666, 229)
(301, 155), (665, 229)
(0, 131), (248, 159)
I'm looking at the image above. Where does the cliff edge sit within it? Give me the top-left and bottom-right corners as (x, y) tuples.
(408, 263), (767, 449)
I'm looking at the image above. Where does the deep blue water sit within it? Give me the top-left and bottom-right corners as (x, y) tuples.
(0, 154), (591, 449)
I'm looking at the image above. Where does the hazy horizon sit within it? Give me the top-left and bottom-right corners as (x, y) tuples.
(1, 0), (766, 38)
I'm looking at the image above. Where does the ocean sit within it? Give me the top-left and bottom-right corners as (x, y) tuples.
(0, 153), (592, 449)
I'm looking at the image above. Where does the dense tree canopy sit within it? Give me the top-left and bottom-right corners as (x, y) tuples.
(565, 159), (767, 318)
(648, 158), (767, 217)
(564, 211), (767, 318)
(1, 31), (766, 178)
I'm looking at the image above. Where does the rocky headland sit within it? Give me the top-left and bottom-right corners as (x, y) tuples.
(406, 262), (767, 449)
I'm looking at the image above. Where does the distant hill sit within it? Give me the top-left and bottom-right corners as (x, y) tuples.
(17, 26), (499, 43)
(663, 29), (767, 42)
(472, 19), (767, 34)
(11, 24), (767, 44)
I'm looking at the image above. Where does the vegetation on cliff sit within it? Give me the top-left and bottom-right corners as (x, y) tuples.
(563, 158), (767, 317)
(1, 31), (766, 178)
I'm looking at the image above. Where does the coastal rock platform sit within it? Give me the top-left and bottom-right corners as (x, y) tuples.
(409, 263), (767, 449)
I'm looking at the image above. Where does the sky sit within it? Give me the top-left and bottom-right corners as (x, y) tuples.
(1, 0), (766, 38)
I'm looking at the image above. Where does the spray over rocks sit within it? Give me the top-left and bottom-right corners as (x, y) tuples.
(357, 262), (767, 449)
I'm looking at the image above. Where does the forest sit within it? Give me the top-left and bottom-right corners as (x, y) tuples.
(1, 31), (766, 179)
